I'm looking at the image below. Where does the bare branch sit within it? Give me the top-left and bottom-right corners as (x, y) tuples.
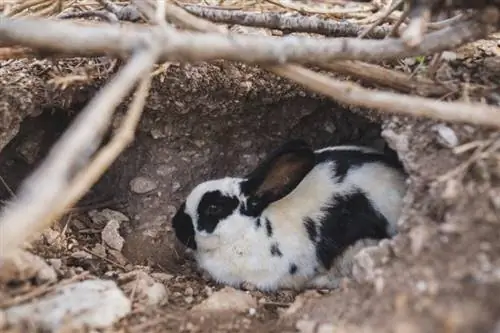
(0, 15), (494, 65)
(180, 5), (390, 38)
(322, 60), (452, 96)
(274, 64), (500, 128)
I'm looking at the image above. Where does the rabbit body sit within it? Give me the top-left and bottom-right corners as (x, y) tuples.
(172, 141), (407, 291)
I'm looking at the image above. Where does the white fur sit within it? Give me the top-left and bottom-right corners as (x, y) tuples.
(180, 146), (407, 291)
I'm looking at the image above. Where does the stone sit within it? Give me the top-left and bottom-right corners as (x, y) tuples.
(0, 250), (57, 284)
(119, 270), (168, 306)
(4, 279), (131, 331)
(88, 209), (129, 228)
(102, 220), (125, 251)
(191, 287), (257, 313)
(42, 228), (61, 245)
(432, 124), (459, 148)
(351, 243), (390, 283)
(408, 225), (433, 256)
(70, 251), (93, 260)
(151, 272), (174, 283)
(130, 176), (158, 194)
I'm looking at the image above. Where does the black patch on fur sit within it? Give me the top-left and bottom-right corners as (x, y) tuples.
(289, 263), (298, 275)
(315, 148), (404, 182)
(240, 198), (265, 218)
(171, 203), (197, 250)
(304, 218), (317, 243)
(316, 190), (389, 269)
(265, 218), (273, 237)
(270, 243), (283, 257)
(196, 190), (239, 233)
(254, 217), (262, 229)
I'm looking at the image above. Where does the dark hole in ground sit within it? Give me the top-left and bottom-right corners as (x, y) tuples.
(0, 90), (405, 278)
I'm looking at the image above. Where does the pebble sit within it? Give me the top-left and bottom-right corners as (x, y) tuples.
(0, 250), (57, 284)
(4, 279), (131, 331)
(101, 220), (125, 251)
(408, 225), (433, 256)
(130, 176), (158, 194)
(151, 272), (174, 283)
(191, 287), (257, 313)
(71, 251), (93, 260)
(47, 258), (62, 271)
(42, 228), (61, 245)
(432, 124), (459, 148)
(184, 287), (194, 296)
(119, 270), (168, 306)
(88, 209), (129, 227)
(351, 244), (390, 283)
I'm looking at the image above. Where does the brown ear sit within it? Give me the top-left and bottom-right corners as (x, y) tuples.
(241, 140), (315, 207)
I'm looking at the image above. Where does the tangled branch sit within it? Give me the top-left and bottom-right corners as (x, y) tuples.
(0, 14), (493, 65)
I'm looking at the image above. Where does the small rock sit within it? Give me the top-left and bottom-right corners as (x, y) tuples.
(0, 250), (57, 284)
(432, 124), (459, 148)
(191, 287), (256, 313)
(185, 296), (194, 304)
(439, 221), (465, 234)
(351, 244), (390, 283)
(441, 179), (461, 203)
(381, 128), (410, 153)
(172, 181), (181, 192)
(92, 243), (107, 258)
(47, 259), (62, 271)
(88, 209), (129, 228)
(71, 251), (93, 260)
(151, 272), (174, 283)
(107, 249), (129, 266)
(42, 228), (61, 245)
(102, 220), (125, 251)
(441, 51), (458, 61)
(150, 128), (166, 139)
(374, 276), (385, 294)
(119, 270), (168, 306)
(409, 225), (433, 256)
(129, 176), (158, 194)
(185, 287), (194, 296)
(4, 279), (131, 331)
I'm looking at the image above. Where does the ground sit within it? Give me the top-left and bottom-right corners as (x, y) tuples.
(1, 5), (500, 333)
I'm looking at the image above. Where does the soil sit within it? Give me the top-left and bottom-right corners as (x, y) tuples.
(1, 7), (500, 333)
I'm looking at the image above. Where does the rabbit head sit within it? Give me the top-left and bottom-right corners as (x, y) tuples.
(172, 139), (316, 252)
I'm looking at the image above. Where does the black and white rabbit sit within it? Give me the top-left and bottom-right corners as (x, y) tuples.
(171, 139), (407, 291)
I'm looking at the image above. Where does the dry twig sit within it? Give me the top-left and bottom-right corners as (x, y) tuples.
(321, 60), (452, 96)
(180, 4), (390, 38)
(0, 15), (493, 65)
(274, 64), (500, 127)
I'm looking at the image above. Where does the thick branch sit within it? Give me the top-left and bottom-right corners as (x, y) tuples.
(0, 15), (494, 65)
(275, 64), (500, 128)
(322, 60), (452, 96)
(180, 5), (391, 38)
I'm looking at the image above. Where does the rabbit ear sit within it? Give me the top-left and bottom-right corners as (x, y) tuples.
(241, 139), (315, 208)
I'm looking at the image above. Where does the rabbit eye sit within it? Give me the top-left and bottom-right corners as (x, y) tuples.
(205, 204), (223, 216)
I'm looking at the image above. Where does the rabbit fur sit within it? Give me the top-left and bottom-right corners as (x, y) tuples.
(171, 139), (407, 291)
